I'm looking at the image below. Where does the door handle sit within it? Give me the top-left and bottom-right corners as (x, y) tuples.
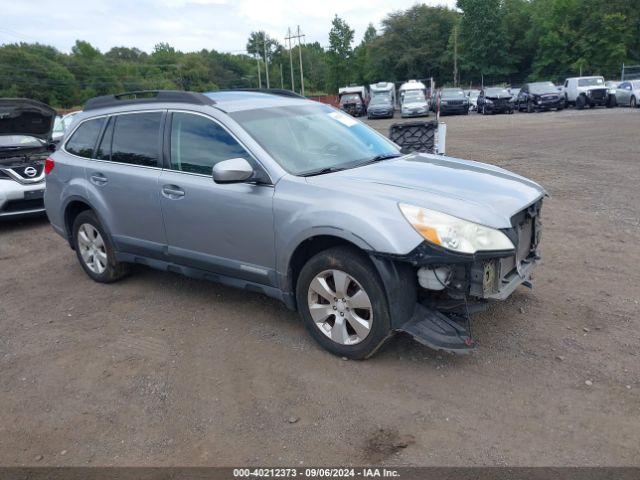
(162, 184), (185, 199)
(90, 173), (107, 186)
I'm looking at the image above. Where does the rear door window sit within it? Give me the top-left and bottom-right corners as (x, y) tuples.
(65, 117), (106, 158)
(111, 112), (162, 167)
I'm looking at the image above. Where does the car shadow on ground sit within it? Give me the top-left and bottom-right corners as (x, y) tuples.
(0, 214), (49, 234)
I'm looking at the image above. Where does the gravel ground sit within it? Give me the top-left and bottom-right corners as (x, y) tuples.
(0, 107), (639, 467)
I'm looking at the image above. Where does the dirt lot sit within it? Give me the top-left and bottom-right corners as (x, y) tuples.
(1, 108), (639, 467)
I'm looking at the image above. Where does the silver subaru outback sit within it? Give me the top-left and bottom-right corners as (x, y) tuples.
(44, 90), (545, 359)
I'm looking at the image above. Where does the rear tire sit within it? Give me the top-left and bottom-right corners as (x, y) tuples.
(296, 246), (392, 359)
(72, 210), (129, 283)
(631, 96), (637, 108)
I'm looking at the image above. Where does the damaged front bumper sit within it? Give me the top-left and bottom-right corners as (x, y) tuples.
(371, 200), (543, 353)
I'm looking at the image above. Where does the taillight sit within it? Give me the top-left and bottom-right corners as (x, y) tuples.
(44, 158), (55, 175)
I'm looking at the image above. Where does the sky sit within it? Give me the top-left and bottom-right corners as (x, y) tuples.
(0, 0), (456, 55)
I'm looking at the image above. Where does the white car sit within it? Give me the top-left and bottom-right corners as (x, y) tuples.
(0, 99), (55, 219)
(563, 76), (616, 109)
(465, 89), (480, 111)
(613, 80), (640, 108)
(52, 111), (79, 145)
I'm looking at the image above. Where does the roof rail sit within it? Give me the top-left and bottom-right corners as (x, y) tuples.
(223, 88), (306, 99)
(84, 90), (216, 111)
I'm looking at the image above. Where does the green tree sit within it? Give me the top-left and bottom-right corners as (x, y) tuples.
(369, 5), (460, 84)
(457, 0), (509, 80)
(352, 23), (378, 85)
(327, 15), (355, 90)
(246, 31), (280, 63)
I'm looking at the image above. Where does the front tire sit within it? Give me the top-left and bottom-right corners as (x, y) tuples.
(296, 247), (392, 359)
(576, 95), (586, 110)
(72, 210), (129, 283)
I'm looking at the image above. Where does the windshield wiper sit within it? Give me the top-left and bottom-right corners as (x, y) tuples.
(299, 153), (401, 177)
(353, 153), (402, 167)
(300, 166), (349, 177)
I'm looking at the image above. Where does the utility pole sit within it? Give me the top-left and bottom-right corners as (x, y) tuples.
(453, 25), (458, 87)
(286, 26), (305, 96)
(280, 64), (284, 88)
(263, 36), (270, 89)
(256, 55), (262, 88)
(297, 25), (305, 97)
(285, 28), (296, 93)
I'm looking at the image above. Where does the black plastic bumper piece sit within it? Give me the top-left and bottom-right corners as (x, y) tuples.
(397, 303), (475, 354)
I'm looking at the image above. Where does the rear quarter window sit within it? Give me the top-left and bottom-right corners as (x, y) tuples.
(65, 117), (106, 158)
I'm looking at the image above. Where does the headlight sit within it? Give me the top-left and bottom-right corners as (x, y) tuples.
(399, 204), (515, 254)
(441, 100), (448, 105)
(485, 99), (493, 104)
(586, 90), (592, 96)
(608, 88), (616, 94)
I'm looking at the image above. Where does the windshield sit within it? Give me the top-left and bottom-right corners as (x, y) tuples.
(0, 135), (45, 148)
(529, 82), (556, 94)
(53, 116), (64, 133)
(370, 95), (392, 105)
(485, 88), (510, 97)
(578, 77), (604, 87)
(340, 94), (361, 104)
(231, 104), (399, 176)
(403, 91), (425, 102)
(441, 89), (465, 99)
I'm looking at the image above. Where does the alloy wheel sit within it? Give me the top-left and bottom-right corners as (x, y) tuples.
(307, 269), (373, 345)
(77, 223), (108, 274)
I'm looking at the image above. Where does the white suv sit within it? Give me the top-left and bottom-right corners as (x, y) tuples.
(0, 99), (56, 218)
(563, 76), (616, 109)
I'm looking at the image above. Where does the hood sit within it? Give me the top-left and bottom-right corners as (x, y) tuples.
(306, 153), (546, 229)
(531, 90), (558, 97)
(370, 103), (393, 110)
(0, 99), (57, 141)
(579, 85), (607, 92)
(402, 101), (428, 109)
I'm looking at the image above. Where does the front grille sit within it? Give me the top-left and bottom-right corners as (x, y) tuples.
(447, 100), (464, 105)
(11, 163), (44, 179)
(591, 89), (606, 100)
(2, 198), (44, 213)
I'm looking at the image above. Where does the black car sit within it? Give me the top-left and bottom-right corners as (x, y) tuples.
(367, 95), (394, 119)
(478, 87), (514, 115)
(338, 92), (366, 117)
(516, 82), (565, 112)
(436, 88), (469, 115)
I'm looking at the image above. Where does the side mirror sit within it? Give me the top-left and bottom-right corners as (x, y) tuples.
(212, 158), (254, 184)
